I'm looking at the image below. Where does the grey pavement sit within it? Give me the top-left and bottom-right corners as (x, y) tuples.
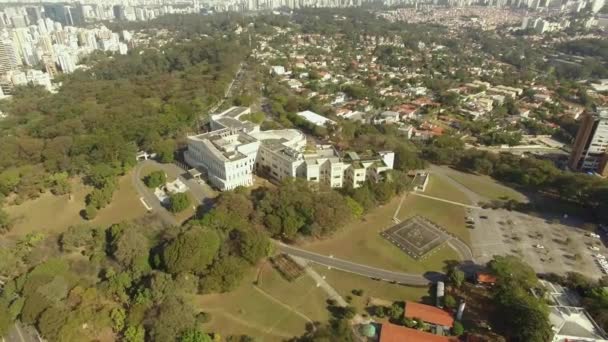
(275, 242), (440, 286)
(132, 161), (178, 227)
(410, 192), (481, 209)
(4, 322), (39, 342)
(290, 256), (348, 307)
(132, 160), (216, 227)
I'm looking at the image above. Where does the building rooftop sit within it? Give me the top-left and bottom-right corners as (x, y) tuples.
(550, 306), (608, 341)
(379, 323), (457, 342)
(297, 110), (336, 127)
(214, 116), (258, 132)
(476, 273), (497, 285)
(189, 129), (257, 162)
(404, 301), (455, 327)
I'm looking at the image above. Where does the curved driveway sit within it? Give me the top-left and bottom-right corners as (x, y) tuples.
(275, 242), (441, 286)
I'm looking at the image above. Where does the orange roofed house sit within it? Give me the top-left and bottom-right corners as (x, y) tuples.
(404, 301), (454, 328)
(379, 323), (458, 342)
(476, 272), (497, 286)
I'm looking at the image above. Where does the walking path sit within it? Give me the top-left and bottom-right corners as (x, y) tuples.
(410, 192), (482, 209)
(291, 255), (348, 307)
(252, 285), (315, 324)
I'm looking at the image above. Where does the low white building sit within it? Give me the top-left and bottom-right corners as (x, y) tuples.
(185, 107), (393, 191)
(271, 65), (286, 76)
(297, 110), (336, 127)
(539, 280), (608, 342)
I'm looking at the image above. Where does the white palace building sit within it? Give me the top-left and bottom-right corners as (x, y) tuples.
(185, 107), (395, 191)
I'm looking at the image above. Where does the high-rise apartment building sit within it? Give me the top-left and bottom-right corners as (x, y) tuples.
(0, 38), (19, 74)
(568, 108), (608, 176)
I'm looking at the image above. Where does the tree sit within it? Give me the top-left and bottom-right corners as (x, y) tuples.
(59, 224), (104, 253)
(147, 296), (197, 342)
(124, 325), (145, 342)
(448, 268), (465, 288)
(237, 229), (273, 265)
(162, 228), (220, 274)
(489, 255), (537, 288)
(154, 139), (176, 163)
(168, 192), (191, 213)
(444, 294), (457, 309)
(87, 164), (118, 188)
(109, 224), (150, 273)
(452, 321), (464, 336)
(144, 171), (166, 188)
(110, 307), (127, 332)
(200, 256), (248, 293)
(0, 208), (12, 234)
(179, 328), (213, 342)
(84, 204), (98, 220)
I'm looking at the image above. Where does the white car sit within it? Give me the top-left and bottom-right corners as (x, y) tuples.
(590, 246), (601, 251)
(595, 254), (606, 259)
(534, 244), (545, 249)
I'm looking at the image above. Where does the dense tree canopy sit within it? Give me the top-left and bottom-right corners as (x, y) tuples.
(162, 227), (221, 275)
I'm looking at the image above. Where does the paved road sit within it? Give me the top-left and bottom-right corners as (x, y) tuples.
(447, 238), (474, 262)
(275, 243), (440, 286)
(131, 160), (216, 227)
(132, 161), (178, 227)
(208, 62), (245, 114)
(4, 322), (38, 342)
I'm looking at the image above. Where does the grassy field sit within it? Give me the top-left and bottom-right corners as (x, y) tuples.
(424, 174), (473, 205)
(4, 172), (147, 238)
(310, 265), (431, 313)
(302, 195), (464, 274)
(398, 195), (470, 245)
(139, 164), (176, 182)
(197, 264), (330, 341)
(439, 167), (526, 202)
(256, 262), (330, 322)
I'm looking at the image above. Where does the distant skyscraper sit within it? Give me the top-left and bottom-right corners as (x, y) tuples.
(26, 7), (42, 25)
(0, 39), (20, 74)
(569, 108), (608, 176)
(44, 4), (84, 26)
(113, 5), (126, 21)
(57, 51), (76, 73)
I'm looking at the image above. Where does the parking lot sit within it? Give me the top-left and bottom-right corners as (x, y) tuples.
(468, 207), (605, 279)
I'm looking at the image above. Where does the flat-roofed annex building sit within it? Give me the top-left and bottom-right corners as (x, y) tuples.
(185, 107), (394, 191)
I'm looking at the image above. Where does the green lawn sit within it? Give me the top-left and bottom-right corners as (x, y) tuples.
(302, 195), (464, 274)
(398, 194), (470, 245)
(311, 265), (430, 313)
(439, 167), (526, 202)
(139, 164), (176, 182)
(197, 264), (330, 341)
(256, 262), (330, 323)
(424, 174), (472, 205)
(4, 172), (147, 238)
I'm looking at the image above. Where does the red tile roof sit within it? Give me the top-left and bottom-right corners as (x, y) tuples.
(404, 301), (455, 327)
(379, 323), (457, 342)
(477, 273), (497, 284)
